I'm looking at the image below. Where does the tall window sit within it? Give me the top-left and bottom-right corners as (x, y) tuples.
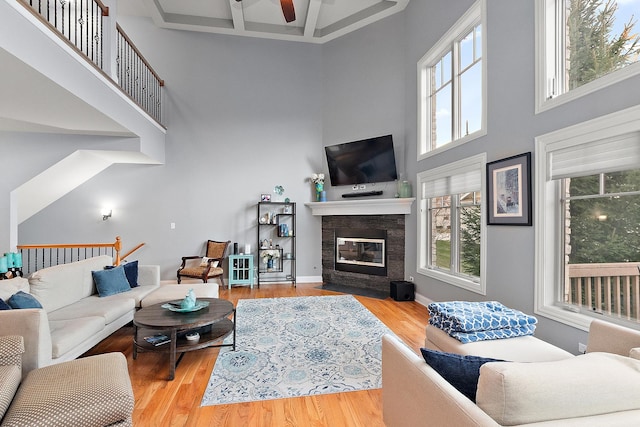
(418, 154), (487, 294)
(536, 0), (640, 112)
(535, 105), (640, 329)
(418, 1), (486, 159)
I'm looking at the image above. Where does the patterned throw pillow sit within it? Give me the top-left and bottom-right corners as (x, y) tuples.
(420, 348), (506, 402)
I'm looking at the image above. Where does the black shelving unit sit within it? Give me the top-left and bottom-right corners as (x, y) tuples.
(257, 202), (296, 286)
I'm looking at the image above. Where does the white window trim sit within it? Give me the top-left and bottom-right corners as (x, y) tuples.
(417, 0), (487, 161)
(534, 104), (640, 331)
(534, 0), (640, 114)
(417, 153), (487, 294)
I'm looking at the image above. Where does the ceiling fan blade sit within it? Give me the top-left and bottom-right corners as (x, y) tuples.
(280, 0), (296, 23)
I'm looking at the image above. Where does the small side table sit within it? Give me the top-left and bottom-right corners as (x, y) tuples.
(228, 254), (254, 289)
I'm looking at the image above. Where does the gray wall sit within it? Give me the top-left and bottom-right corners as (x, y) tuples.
(5, 1), (640, 352)
(401, 0), (640, 352)
(14, 16), (325, 280)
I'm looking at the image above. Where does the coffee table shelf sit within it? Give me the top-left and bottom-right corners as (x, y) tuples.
(133, 298), (236, 380)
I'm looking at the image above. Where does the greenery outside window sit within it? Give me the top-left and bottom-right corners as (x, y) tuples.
(535, 104), (640, 330)
(535, 0), (640, 113)
(418, 154), (487, 294)
(418, 0), (486, 160)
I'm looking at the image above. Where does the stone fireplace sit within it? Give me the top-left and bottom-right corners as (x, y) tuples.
(322, 215), (405, 294)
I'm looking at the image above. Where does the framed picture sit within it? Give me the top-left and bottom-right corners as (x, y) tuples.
(261, 194), (271, 202)
(486, 152), (532, 226)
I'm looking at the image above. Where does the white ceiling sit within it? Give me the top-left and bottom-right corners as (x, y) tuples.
(118, 0), (410, 44)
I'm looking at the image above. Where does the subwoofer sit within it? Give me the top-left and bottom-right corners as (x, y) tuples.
(390, 280), (415, 301)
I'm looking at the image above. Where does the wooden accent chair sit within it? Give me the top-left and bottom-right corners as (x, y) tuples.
(177, 240), (230, 286)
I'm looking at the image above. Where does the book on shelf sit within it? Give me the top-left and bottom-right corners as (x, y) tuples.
(144, 334), (170, 346)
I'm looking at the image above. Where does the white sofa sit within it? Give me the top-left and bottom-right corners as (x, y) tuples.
(0, 255), (219, 376)
(382, 320), (640, 426)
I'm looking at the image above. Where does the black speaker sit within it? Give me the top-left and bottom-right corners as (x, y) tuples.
(390, 280), (415, 301)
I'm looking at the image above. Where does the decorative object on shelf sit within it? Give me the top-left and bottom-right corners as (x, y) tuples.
(0, 252), (23, 280)
(273, 185), (285, 202)
(261, 239), (269, 249)
(260, 249), (280, 271)
(261, 193), (271, 202)
(487, 152), (532, 226)
(284, 197), (291, 203)
(283, 205), (293, 214)
(310, 173), (325, 202)
(185, 332), (200, 342)
(397, 179), (412, 198)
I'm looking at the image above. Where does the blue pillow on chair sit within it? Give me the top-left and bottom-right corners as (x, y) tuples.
(420, 348), (505, 402)
(92, 266), (132, 297)
(7, 291), (43, 309)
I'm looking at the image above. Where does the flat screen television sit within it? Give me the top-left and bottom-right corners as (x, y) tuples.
(325, 135), (398, 186)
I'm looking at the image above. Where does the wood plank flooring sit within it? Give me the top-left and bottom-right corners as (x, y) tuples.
(84, 283), (428, 426)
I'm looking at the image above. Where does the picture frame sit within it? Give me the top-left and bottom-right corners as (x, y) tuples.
(260, 194), (271, 202)
(486, 152), (532, 226)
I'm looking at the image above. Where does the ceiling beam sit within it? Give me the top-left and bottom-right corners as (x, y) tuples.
(304, 0), (322, 38)
(229, 0), (245, 31)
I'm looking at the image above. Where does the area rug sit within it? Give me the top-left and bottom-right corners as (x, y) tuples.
(201, 295), (393, 406)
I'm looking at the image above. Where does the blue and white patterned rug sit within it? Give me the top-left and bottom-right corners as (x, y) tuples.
(200, 295), (392, 406)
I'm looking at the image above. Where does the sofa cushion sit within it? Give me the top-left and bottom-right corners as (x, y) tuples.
(29, 255), (113, 312)
(92, 266), (131, 297)
(49, 317), (106, 359)
(0, 298), (11, 310)
(48, 295), (135, 325)
(7, 291), (42, 309)
(630, 347), (640, 360)
(0, 277), (30, 301)
(420, 348), (504, 402)
(476, 352), (640, 425)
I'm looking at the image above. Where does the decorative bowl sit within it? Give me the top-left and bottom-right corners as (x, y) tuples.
(161, 300), (209, 313)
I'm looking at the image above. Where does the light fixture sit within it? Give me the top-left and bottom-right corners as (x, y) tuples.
(101, 208), (112, 221)
(597, 214), (607, 221)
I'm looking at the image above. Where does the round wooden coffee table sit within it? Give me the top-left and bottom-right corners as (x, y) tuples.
(133, 297), (236, 380)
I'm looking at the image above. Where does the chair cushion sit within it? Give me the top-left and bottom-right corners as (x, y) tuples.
(476, 352), (640, 425)
(179, 266), (223, 278)
(92, 266), (131, 297)
(7, 291), (42, 309)
(2, 352), (134, 427)
(199, 257), (219, 268)
(0, 365), (21, 420)
(420, 348), (504, 402)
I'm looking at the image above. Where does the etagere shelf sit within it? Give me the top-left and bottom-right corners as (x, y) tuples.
(257, 202), (296, 287)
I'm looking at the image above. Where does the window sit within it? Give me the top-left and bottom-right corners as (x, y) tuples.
(417, 154), (487, 294)
(535, 105), (640, 330)
(535, 0), (640, 113)
(418, 0), (486, 159)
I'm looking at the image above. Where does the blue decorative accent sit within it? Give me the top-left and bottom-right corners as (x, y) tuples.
(201, 295), (393, 406)
(428, 301), (537, 343)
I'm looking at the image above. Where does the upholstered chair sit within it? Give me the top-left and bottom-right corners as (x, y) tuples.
(177, 240), (230, 286)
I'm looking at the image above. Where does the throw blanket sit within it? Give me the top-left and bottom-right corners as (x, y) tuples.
(428, 301), (537, 344)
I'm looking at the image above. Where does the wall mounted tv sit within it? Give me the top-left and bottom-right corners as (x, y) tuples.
(325, 134), (398, 186)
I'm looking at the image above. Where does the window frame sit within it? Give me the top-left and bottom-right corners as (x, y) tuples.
(417, 0), (487, 161)
(417, 153), (487, 294)
(534, 104), (640, 331)
(535, 0), (640, 114)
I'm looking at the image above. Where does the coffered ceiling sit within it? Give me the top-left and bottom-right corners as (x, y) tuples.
(118, 0), (410, 44)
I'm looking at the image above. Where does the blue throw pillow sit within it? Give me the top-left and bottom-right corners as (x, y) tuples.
(0, 298), (12, 310)
(420, 348), (505, 402)
(105, 260), (139, 287)
(92, 266), (132, 297)
(7, 291), (43, 309)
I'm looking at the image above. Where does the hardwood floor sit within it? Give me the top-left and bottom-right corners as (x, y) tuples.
(84, 283), (429, 426)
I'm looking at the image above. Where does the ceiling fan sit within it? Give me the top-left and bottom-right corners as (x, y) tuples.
(235, 0), (296, 23)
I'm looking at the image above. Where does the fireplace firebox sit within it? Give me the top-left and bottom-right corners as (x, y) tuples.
(335, 229), (387, 276)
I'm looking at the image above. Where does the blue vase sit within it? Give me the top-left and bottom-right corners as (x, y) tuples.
(267, 259), (274, 270)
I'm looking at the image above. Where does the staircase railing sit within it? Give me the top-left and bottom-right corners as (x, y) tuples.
(17, 0), (164, 125)
(17, 236), (146, 275)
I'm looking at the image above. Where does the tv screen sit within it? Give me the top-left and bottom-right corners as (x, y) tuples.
(325, 135), (398, 186)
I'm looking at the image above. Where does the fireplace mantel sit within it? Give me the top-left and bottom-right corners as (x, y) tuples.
(305, 198), (415, 216)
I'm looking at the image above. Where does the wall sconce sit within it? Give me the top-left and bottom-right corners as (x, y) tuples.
(597, 214), (607, 221)
(101, 208), (112, 221)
